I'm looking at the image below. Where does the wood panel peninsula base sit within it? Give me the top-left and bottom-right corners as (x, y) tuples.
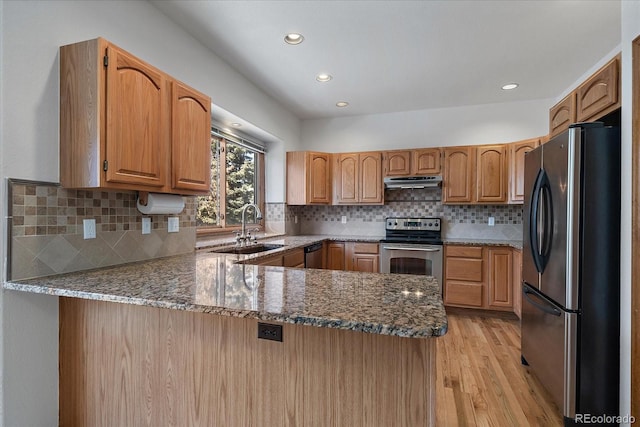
(60, 297), (436, 427)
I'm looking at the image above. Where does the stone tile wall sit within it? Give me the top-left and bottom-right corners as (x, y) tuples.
(8, 180), (197, 280)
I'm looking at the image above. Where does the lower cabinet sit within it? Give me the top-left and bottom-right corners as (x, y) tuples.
(444, 244), (518, 312)
(256, 248), (305, 267)
(325, 241), (379, 273)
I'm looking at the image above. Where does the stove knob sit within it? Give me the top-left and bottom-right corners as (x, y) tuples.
(428, 222), (433, 227)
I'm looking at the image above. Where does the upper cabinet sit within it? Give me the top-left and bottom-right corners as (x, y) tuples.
(383, 148), (441, 177)
(476, 145), (507, 203)
(508, 138), (540, 203)
(171, 81), (212, 193)
(443, 146), (475, 204)
(575, 55), (620, 122)
(286, 151), (332, 205)
(60, 38), (211, 195)
(549, 93), (576, 138)
(412, 148), (442, 175)
(334, 152), (383, 205)
(549, 54), (620, 138)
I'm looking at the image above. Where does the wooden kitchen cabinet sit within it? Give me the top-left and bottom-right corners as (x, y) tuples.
(549, 54), (620, 138)
(549, 93), (576, 138)
(512, 249), (523, 318)
(476, 145), (508, 203)
(383, 150), (411, 176)
(171, 80), (212, 193)
(508, 138), (540, 203)
(383, 148), (441, 177)
(487, 247), (513, 311)
(576, 55), (620, 122)
(286, 152), (332, 205)
(283, 249), (305, 268)
(325, 242), (346, 270)
(444, 245), (485, 308)
(442, 146), (475, 204)
(412, 148), (441, 175)
(346, 242), (379, 273)
(60, 38), (211, 195)
(334, 152), (383, 205)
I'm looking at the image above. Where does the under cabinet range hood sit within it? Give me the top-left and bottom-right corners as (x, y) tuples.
(383, 175), (442, 189)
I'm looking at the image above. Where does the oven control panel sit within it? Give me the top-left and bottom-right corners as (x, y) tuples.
(385, 217), (441, 231)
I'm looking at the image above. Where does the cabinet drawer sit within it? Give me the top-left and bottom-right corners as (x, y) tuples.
(258, 255), (283, 266)
(352, 242), (379, 254)
(445, 258), (483, 282)
(444, 281), (484, 307)
(446, 245), (483, 259)
(283, 250), (305, 267)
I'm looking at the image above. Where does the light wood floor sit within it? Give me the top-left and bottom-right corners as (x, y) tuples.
(435, 308), (564, 426)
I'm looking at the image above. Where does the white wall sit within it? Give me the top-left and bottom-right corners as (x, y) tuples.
(0, 1), (300, 425)
(620, 1), (639, 422)
(301, 98), (552, 152)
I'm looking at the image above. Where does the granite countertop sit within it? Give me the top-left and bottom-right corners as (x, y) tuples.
(443, 238), (523, 250)
(4, 240), (446, 338)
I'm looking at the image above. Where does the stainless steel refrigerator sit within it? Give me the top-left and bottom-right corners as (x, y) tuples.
(521, 122), (620, 426)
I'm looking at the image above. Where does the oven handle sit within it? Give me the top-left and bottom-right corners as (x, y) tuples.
(382, 246), (441, 252)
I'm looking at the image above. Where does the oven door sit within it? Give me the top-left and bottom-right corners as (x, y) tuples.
(380, 243), (443, 293)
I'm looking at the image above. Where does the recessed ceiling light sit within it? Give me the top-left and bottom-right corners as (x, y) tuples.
(284, 33), (304, 45)
(316, 73), (332, 82)
(501, 83), (519, 90)
(230, 122), (242, 127)
(336, 101), (349, 108)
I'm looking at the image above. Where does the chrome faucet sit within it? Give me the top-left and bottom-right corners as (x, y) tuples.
(237, 203), (263, 246)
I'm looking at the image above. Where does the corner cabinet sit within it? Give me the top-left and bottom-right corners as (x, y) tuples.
(286, 152), (332, 205)
(334, 152), (383, 205)
(549, 93), (576, 138)
(60, 38), (211, 195)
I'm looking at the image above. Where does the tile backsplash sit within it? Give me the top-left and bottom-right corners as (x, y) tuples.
(293, 188), (523, 240)
(8, 180), (196, 280)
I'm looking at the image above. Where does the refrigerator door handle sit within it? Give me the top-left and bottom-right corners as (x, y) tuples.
(529, 169), (546, 273)
(523, 286), (562, 317)
(540, 177), (554, 262)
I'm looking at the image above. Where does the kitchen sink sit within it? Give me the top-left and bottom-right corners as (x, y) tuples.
(210, 243), (285, 255)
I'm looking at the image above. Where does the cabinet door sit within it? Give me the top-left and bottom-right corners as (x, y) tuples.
(105, 45), (169, 188)
(334, 154), (359, 204)
(549, 93), (576, 138)
(325, 242), (345, 270)
(384, 150), (411, 176)
(351, 254), (379, 273)
(412, 148), (441, 175)
(487, 247), (513, 310)
(359, 152), (383, 204)
(477, 145), (507, 203)
(171, 80), (211, 194)
(509, 138), (540, 203)
(443, 147), (475, 203)
(512, 249), (522, 318)
(576, 55), (620, 122)
(346, 242), (379, 272)
(308, 153), (331, 203)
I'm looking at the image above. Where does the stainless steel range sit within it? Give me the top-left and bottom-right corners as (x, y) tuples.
(380, 217), (443, 293)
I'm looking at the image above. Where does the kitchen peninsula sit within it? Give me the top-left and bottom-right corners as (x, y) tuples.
(4, 238), (447, 426)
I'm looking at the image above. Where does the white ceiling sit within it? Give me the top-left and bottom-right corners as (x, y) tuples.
(151, 0), (620, 121)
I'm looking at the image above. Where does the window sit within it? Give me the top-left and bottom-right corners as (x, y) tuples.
(197, 132), (265, 233)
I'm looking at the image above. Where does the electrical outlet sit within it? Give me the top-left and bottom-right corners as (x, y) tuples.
(83, 219), (96, 239)
(258, 322), (283, 342)
(488, 217), (495, 226)
(341, 216), (347, 224)
(294, 215), (298, 224)
(142, 217), (151, 235)
(168, 217), (179, 233)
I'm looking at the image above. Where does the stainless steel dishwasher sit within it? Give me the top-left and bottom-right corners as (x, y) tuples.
(304, 242), (323, 269)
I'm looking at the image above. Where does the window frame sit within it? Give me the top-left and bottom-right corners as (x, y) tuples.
(196, 134), (265, 237)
